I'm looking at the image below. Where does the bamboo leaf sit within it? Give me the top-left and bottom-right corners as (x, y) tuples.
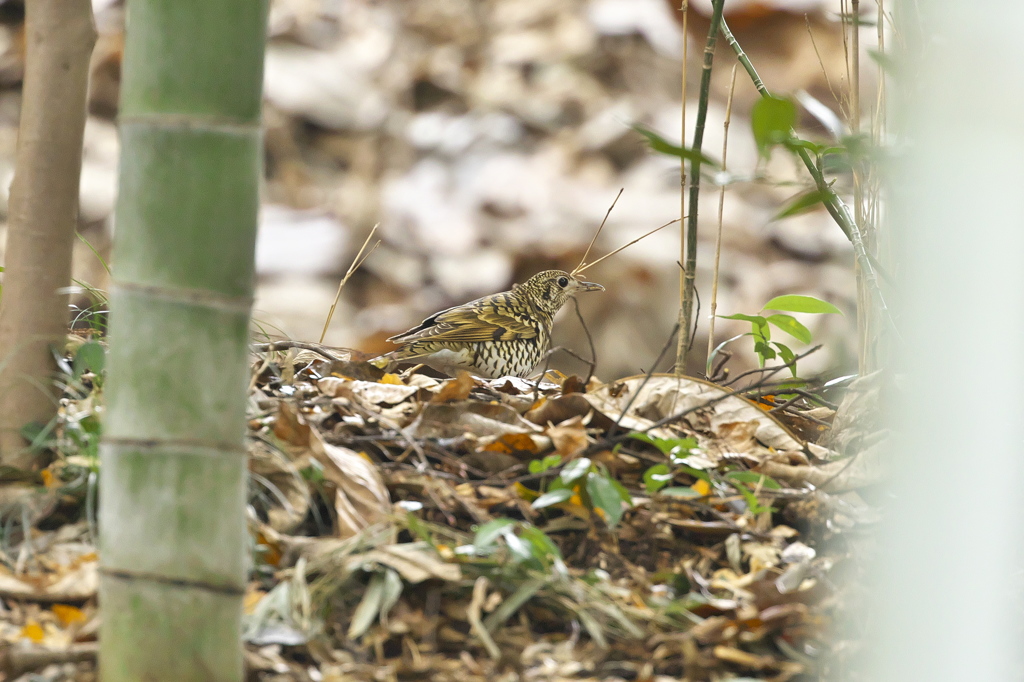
(633, 125), (722, 169)
(751, 96), (796, 157)
(763, 295), (842, 315)
(586, 472), (625, 528)
(774, 188), (829, 220)
(766, 314), (812, 344)
(348, 571), (386, 639)
(559, 457), (592, 485)
(532, 488), (574, 509)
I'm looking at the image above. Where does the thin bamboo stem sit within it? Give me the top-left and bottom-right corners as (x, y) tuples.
(706, 65), (737, 366)
(719, 18), (894, 337)
(678, 0), (725, 373)
(675, 1), (689, 374)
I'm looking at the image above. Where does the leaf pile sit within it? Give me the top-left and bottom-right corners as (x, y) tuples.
(0, 341), (878, 681)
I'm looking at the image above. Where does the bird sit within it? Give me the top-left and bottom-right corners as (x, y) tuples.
(371, 270), (604, 378)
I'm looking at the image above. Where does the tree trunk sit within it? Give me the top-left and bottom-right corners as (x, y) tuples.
(98, 2), (267, 680)
(0, 0), (95, 467)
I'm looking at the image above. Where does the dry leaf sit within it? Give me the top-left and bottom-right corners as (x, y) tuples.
(274, 403), (391, 538)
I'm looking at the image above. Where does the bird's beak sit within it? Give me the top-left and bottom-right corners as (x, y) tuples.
(578, 281), (605, 292)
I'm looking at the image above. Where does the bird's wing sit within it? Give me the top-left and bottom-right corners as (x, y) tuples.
(388, 293), (540, 344)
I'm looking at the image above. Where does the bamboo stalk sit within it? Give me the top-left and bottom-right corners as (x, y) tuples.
(99, 2), (268, 680)
(678, 0), (726, 373)
(675, 1), (689, 373)
(719, 18), (893, 337)
(706, 65), (738, 367)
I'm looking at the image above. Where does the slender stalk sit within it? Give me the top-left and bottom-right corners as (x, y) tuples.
(720, 18), (893, 336)
(99, 1), (268, 680)
(706, 65), (737, 366)
(678, 0), (725, 373)
(319, 225), (380, 343)
(0, 1), (95, 465)
(675, 1), (689, 373)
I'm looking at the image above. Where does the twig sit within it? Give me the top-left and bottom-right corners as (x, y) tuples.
(677, 0), (726, 372)
(252, 340), (349, 363)
(572, 189), (623, 277)
(320, 224), (380, 344)
(707, 65), (736, 364)
(584, 349), (815, 456)
(573, 219), (679, 277)
(468, 576), (501, 660)
(722, 345), (823, 387)
(571, 297), (597, 386)
(676, 0), (689, 374)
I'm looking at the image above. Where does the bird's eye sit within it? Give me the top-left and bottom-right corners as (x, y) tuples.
(557, 276), (569, 287)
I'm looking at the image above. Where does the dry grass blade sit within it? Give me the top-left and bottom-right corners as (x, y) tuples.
(319, 223), (381, 344)
(571, 188), (623, 277)
(573, 218), (680, 277)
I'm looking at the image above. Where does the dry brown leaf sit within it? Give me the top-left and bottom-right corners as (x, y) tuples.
(432, 370), (475, 402)
(546, 416), (590, 458)
(274, 402), (391, 538)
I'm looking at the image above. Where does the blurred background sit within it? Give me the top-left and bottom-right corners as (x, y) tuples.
(0, 0), (867, 380)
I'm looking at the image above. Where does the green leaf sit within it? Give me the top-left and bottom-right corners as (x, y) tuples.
(586, 472), (625, 528)
(519, 525), (563, 563)
(725, 471), (782, 490)
(473, 518), (516, 551)
(528, 454), (562, 474)
(752, 340), (776, 366)
(773, 342), (798, 378)
(773, 188), (829, 220)
(781, 137), (824, 155)
(868, 48), (898, 75)
(731, 480), (772, 515)
(559, 457), (592, 485)
(532, 488), (574, 509)
(766, 314), (812, 344)
(643, 464), (672, 494)
(72, 341), (106, 380)
(633, 125), (722, 169)
(751, 96), (796, 157)
(719, 313), (769, 344)
(762, 295), (842, 315)
(679, 465), (711, 484)
(500, 527), (534, 563)
(627, 433), (698, 457)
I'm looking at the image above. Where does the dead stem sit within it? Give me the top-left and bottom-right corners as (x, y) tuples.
(320, 224), (381, 344)
(573, 218), (680, 277)
(706, 65), (738, 366)
(572, 188), (623, 277)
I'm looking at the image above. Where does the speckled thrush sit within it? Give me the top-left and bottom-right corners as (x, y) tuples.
(372, 270), (604, 378)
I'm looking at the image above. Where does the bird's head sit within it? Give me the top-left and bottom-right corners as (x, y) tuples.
(518, 270), (605, 314)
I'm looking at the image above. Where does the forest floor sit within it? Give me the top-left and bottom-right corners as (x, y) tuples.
(0, 339), (882, 682)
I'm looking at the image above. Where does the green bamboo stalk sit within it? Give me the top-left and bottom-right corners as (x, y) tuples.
(719, 18), (892, 335)
(99, 2), (268, 681)
(678, 0), (726, 372)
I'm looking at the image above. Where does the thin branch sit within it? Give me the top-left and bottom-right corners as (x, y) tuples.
(573, 219), (679, 276)
(572, 189), (623, 277)
(676, 0), (690, 374)
(571, 297), (597, 386)
(319, 224), (380, 344)
(706, 64), (737, 364)
(719, 18), (899, 343)
(252, 340), (349, 363)
(677, 0), (726, 372)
